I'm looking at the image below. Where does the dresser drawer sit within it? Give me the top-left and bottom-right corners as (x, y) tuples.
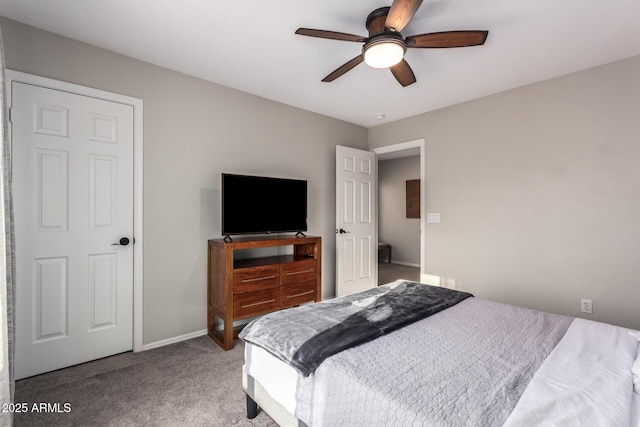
(234, 265), (280, 293)
(233, 287), (280, 319)
(280, 282), (317, 308)
(280, 259), (317, 285)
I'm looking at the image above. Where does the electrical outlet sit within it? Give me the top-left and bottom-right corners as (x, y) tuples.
(581, 299), (593, 314)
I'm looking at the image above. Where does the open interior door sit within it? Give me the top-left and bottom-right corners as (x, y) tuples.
(336, 145), (377, 297)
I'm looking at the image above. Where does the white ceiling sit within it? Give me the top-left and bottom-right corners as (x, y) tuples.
(1, 0), (639, 128)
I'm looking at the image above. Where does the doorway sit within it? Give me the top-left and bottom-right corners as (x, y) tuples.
(371, 139), (426, 285)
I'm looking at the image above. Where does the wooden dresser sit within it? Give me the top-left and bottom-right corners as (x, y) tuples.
(207, 235), (322, 350)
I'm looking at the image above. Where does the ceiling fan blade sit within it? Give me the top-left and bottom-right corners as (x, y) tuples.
(322, 55), (364, 82)
(406, 30), (489, 48)
(386, 0), (423, 32)
(295, 28), (367, 42)
(390, 60), (416, 87)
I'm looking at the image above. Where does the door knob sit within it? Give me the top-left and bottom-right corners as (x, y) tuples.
(111, 237), (131, 246)
(337, 228), (350, 234)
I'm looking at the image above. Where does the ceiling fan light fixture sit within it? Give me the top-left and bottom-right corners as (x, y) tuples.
(295, 0), (489, 86)
(364, 37), (406, 69)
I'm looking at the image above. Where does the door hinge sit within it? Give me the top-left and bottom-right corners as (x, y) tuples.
(8, 107), (13, 123)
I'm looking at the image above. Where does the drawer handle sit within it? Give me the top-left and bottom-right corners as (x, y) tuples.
(286, 269), (314, 276)
(241, 275), (276, 283)
(241, 299), (276, 309)
(286, 290), (315, 299)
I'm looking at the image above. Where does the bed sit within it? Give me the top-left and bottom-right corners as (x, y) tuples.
(239, 280), (640, 426)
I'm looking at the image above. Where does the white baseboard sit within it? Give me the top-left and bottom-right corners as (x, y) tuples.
(141, 329), (208, 351)
(386, 261), (420, 268)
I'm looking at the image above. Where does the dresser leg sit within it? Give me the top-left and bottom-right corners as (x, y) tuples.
(224, 313), (234, 350)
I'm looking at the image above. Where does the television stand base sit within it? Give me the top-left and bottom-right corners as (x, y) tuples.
(207, 235), (322, 350)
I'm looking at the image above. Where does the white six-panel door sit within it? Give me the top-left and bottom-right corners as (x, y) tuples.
(336, 145), (377, 297)
(12, 82), (135, 379)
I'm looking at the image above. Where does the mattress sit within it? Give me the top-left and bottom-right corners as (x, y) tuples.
(245, 342), (298, 415)
(244, 295), (640, 426)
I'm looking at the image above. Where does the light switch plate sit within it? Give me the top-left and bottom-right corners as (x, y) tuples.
(427, 213), (441, 223)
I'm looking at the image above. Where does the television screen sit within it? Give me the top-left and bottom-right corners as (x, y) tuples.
(221, 173), (308, 236)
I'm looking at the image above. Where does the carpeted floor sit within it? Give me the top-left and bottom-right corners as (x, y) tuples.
(14, 264), (419, 426)
(14, 336), (277, 426)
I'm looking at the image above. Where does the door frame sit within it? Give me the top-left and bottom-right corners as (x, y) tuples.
(6, 70), (144, 352)
(370, 139), (426, 282)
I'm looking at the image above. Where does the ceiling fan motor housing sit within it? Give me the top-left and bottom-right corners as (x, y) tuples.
(363, 33), (407, 57)
(366, 7), (393, 35)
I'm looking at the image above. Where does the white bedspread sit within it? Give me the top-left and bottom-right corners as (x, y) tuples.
(504, 318), (639, 427)
(245, 300), (639, 426)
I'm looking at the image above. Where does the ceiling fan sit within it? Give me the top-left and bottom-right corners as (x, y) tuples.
(295, 0), (489, 87)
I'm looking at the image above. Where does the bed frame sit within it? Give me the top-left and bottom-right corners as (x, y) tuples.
(242, 368), (306, 427)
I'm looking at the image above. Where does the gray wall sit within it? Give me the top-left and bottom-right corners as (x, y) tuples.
(0, 17), (368, 345)
(369, 56), (640, 330)
(378, 156), (420, 266)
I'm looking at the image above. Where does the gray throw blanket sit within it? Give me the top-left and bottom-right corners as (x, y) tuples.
(239, 281), (473, 376)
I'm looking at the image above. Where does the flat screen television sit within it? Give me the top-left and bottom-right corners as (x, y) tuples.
(221, 173), (308, 236)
